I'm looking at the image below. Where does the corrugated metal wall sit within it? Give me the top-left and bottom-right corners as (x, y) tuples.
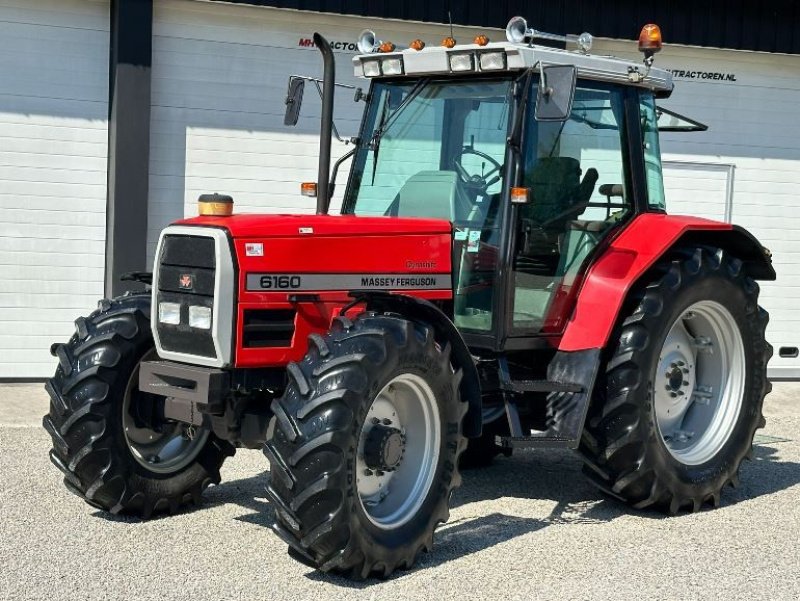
(221, 0), (800, 55)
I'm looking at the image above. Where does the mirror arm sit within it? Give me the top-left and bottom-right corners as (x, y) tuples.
(327, 147), (358, 201)
(311, 80), (348, 144)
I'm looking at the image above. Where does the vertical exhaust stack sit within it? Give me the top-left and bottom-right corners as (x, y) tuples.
(314, 32), (334, 215)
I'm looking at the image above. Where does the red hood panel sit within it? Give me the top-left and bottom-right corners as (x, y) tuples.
(177, 213), (452, 238)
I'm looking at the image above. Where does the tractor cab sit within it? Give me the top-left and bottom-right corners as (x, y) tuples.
(288, 18), (676, 352)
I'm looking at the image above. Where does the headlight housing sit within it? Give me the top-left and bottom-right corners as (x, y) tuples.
(449, 53), (474, 72)
(478, 51), (507, 71)
(362, 59), (382, 77)
(381, 57), (403, 76)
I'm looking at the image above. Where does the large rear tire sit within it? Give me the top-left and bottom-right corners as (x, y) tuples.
(43, 294), (234, 518)
(264, 313), (468, 579)
(579, 247), (772, 514)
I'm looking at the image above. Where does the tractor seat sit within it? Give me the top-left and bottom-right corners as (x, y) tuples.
(524, 157), (597, 228)
(393, 170), (471, 222)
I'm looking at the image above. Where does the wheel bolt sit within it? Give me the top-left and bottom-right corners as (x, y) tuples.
(382, 418), (392, 425)
(371, 417), (380, 425)
(376, 470), (384, 477)
(364, 468), (373, 476)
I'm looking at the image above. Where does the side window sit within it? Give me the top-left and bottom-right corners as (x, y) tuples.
(513, 84), (633, 333)
(639, 91), (667, 210)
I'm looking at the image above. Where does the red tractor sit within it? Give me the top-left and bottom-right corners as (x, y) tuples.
(44, 19), (774, 579)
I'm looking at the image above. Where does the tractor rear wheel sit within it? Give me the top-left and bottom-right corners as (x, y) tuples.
(43, 294), (233, 518)
(579, 247), (772, 514)
(264, 313), (467, 579)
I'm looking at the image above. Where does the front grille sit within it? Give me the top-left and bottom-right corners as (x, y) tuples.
(242, 309), (296, 348)
(156, 234), (217, 359)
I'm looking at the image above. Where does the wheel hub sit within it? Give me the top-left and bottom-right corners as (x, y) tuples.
(654, 301), (746, 465)
(655, 334), (696, 436)
(364, 425), (405, 472)
(356, 373), (441, 530)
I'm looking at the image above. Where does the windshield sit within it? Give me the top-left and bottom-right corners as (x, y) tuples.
(343, 78), (513, 223)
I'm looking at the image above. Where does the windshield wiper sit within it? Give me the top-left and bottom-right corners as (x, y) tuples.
(369, 78), (430, 184)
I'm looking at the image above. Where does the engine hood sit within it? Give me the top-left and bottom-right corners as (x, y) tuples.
(177, 213), (452, 238)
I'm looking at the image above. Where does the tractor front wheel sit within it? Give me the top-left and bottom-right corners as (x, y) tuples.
(264, 313), (467, 579)
(43, 294), (233, 518)
(580, 247), (772, 514)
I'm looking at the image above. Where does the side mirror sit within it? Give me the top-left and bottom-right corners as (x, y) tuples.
(284, 77), (305, 126)
(535, 65), (577, 122)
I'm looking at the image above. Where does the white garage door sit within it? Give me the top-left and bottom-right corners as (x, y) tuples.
(148, 0), (489, 264)
(0, 0), (109, 378)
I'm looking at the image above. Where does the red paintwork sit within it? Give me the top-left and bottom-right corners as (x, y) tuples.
(558, 213), (732, 352)
(177, 213), (453, 367)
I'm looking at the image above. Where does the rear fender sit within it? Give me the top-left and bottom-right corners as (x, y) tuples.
(559, 214), (774, 352)
(351, 291), (482, 438)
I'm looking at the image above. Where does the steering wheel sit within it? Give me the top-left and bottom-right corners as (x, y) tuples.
(452, 147), (503, 197)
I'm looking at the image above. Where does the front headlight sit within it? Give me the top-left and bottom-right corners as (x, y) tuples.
(158, 302), (181, 325)
(189, 305), (212, 330)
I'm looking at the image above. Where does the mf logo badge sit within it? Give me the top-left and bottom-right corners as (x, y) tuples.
(179, 274), (194, 290)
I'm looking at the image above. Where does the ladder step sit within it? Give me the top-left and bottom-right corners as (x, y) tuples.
(503, 380), (584, 394)
(497, 434), (577, 449)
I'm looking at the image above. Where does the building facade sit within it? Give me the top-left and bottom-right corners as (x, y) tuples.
(1, 0), (798, 377)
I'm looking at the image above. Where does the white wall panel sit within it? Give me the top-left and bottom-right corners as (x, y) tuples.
(0, 0), (109, 378)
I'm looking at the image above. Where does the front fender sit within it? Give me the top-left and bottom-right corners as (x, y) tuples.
(559, 213), (774, 352)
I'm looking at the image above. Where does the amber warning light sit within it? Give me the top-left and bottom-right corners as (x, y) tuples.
(198, 192), (233, 216)
(301, 182), (318, 197)
(638, 24), (662, 56)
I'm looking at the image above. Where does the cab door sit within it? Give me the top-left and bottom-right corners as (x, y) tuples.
(508, 82), (636, 339)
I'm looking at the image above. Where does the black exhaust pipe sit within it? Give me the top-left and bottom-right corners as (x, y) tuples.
(313, 32), (334, 215)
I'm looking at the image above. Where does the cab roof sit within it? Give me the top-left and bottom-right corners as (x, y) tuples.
(352, 41), (674, 97)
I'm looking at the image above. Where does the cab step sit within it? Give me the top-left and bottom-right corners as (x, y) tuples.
(497, 434), (576, 449)
(495, 350), (601, 450)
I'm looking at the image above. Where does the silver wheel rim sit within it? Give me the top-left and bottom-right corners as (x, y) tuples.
(122, 352), (209, 475)
(654, 300), (746, 465)
(356, 373), (441, 530)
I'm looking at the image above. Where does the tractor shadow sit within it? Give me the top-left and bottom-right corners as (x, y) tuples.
(307, 441), (800, 587)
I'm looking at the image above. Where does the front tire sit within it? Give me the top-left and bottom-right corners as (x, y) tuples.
(264, 313), (468, 579)
(43, 294), (233, 518)
(579, 247), (772, 514)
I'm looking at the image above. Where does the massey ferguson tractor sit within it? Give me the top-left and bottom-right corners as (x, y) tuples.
(44, 18), (774, 579)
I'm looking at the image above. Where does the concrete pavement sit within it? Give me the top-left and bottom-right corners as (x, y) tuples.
(1, 382), (798, 600)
